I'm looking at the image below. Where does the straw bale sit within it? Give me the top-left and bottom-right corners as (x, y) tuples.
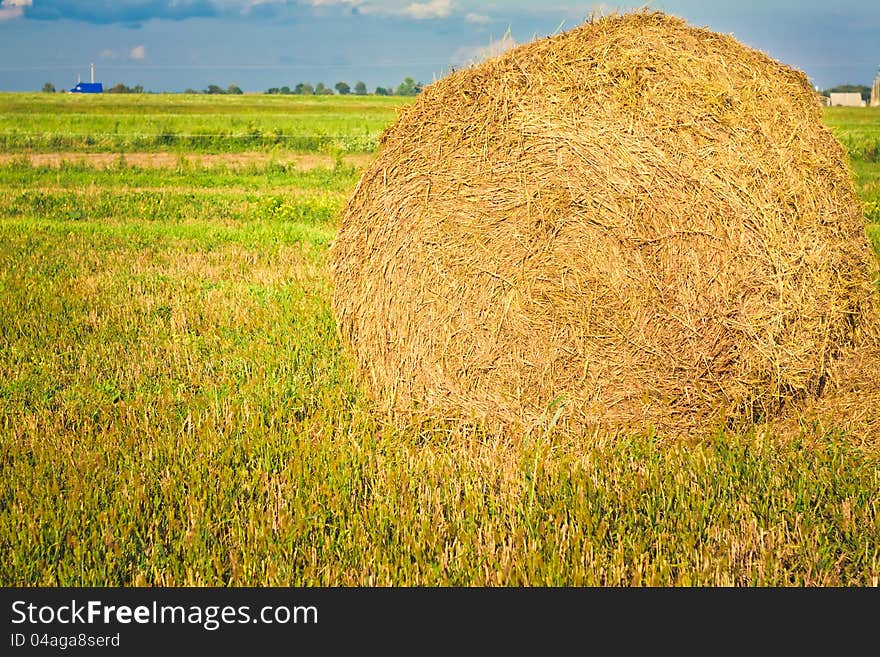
(330, 10), (880, 437)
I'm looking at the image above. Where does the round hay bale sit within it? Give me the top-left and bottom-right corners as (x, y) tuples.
(330, 10), (880, 436)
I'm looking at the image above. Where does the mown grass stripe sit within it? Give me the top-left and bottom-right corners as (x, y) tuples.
(0, 216), (335, 248)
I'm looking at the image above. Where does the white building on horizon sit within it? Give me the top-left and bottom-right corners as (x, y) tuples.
(829, 92), (866, 107)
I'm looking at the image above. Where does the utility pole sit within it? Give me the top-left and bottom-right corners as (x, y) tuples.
(872, 65), (880, 107)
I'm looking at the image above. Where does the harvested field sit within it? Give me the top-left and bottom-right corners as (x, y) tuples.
(2, 36), (880, 588)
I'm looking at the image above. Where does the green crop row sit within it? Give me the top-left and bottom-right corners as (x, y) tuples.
(0, 189), (344, 230)
(0, 158), (361, 193)
(0, 130), (381, 154)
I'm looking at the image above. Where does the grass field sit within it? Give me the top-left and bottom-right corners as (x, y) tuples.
(1, 94), (879, 586)
(0, 93), (409, 153)
(822, 106), (880, 163)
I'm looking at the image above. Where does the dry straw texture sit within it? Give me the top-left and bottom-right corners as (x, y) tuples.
(331, 10), (880, 438)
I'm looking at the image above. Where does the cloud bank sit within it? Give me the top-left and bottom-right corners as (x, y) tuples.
(0, 0), (32, 21)
(6, 0), (467, 24)
(21, 0), (218, 24)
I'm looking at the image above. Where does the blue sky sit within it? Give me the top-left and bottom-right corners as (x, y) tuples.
(0, 1), (878, 92)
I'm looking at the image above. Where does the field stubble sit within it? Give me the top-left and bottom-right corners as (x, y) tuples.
(1, 94), (879, 585)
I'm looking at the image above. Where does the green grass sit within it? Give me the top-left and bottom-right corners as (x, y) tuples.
(851, 159), (880, 255)
(823, 107), (880, 162)
(0, 159), (355, 228)
(0, 92), (410, 153)
(0, 157), (361, 192)
(1, 94), (879, 586)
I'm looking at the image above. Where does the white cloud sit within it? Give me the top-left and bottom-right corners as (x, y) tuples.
(356, 0), (452, 20)
(98, 45), (146, 61)
(241, 0), (279, 12)
(400, 0), (451, 20)
(304, 0), (458, 21)
(464, 12), (491, 24)
(0, 0), (31, 21)
(307, 0), (364, 6)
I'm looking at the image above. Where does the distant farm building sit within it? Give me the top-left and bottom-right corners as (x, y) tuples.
(829, 92), (865, 107)
(70, 63), (103, 94)
(70, 82), (103, 94)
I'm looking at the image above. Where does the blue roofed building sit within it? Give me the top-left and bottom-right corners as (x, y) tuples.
(70, 82), (103, 93)
(70, 63), (102, 93)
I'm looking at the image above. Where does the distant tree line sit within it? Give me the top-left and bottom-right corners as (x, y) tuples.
(41, 81), (147, 93)
(265, 77), (423, 96)
(107, 83), (145, 94)
(37, 78), (873, 101)
(184, 84), (244, 95)
(39, 79), (419, 95)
